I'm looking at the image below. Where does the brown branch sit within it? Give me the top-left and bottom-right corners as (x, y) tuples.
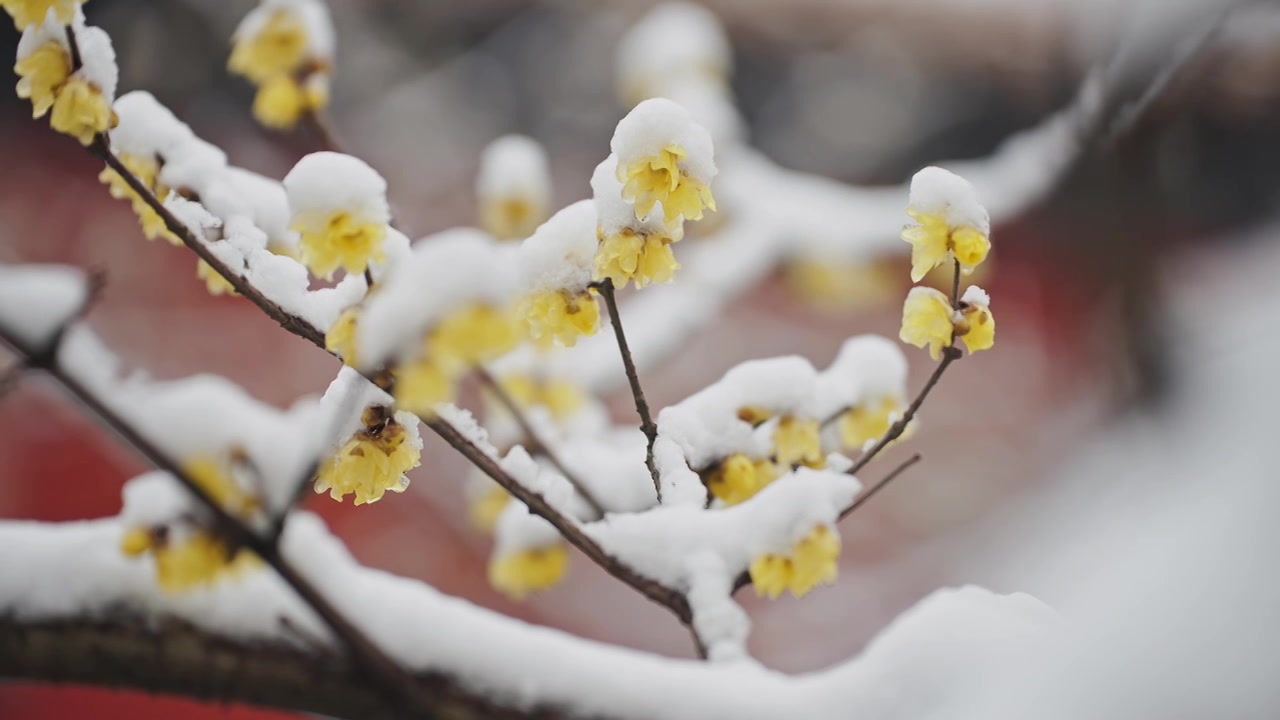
(591, 279), (661, 503)
(0, 324), (430, 715)
(838, 452), (922, 522)
(0, 615), (588, 720)
(474, 365), (608, 518)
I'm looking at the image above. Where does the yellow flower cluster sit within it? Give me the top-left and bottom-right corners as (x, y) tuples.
(14, 39), (115, 146)
(2, 0), (81, 30)
(705, 453), (777, 506)
(325, 306), (360, 366)
(292, 208), (387, 280)
(518, 288), (600, 348)
(750, 525), (840, 599)
(901, 208), (990, 283)
(314, 406), (421, 506)
(119, 455), (261, 593)
(98, 152), (179, 244)
(228, 8), (329, 130)
(482, 195), (545, 242)
(394, 304), (523, 415)
(197, 259), (237, 296)
(594, 226), (680, 289)
(773, 416), (823, 469)
(488, 544), (569, 600)
(493, 373), (586, 423)
(618, 144), (716, 229)
(899, 287), (995, 360)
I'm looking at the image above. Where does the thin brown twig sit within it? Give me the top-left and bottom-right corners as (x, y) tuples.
(0, 322), (430, 717)
(591, 278), (662, 503)
(838, 452), (922, 522)
(474, 365), (607, 518)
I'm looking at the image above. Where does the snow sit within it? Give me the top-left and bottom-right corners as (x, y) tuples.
(0, 264), (88, 349)
(814, 336), (909, 421)
(355, 228), (516, 369)
(657, 356), (820, 470)
(907, 166), (990, 234)
(961, 285), (990, 308)
(283, 152), (390, 222)
(476, 134), (551, 208)
(108, 91), (196, 158)
(493, 498), (563, 557)
(684, 550), (751, 663)
(233, 0), (335, 60)
(0, 512), (1057, 719)
(72, 24), (117, 100)
(611, 97), (717, 186)
(15, 10), (69, 61)
(516, 199), (597, 294)
(616, 3), (732, 103)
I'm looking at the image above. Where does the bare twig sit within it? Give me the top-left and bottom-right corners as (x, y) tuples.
(474, 365), (607, 518)
(591, 279), (662, 503)
(838, 453), (922, 522)
(0, 323), (430, 716)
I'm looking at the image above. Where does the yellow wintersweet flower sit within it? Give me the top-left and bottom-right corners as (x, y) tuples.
(197, 260), (237, 296)
(429, 304), (523, 372)
(394, 357), (458, 416)
(784, 258), (898, 313)
(705, 453), (778, 506)
(482, 196), (544, 242)
(773, 416), (823, 469)
(185, 455), (259, 516)
(314, 407), (421, 506)
(594, 229), (680, 289)
(49, 76), (116, 146)
(750, 525), (840, 599)
(98, 153), (180, 244)
(489, 544), (569, 600)
(120, 526), (259, 594)
(14, 41), (70, 118)
(901, 208), (990, 283)
(252, 73), (306, 129)
(228, 9), (306, 84)
(899, 287), (956, 361)
(957, 292), (995, 355)
(617, 144), (716, 228)
(325, 306), (360, 366)
(839, 395), (905, 450)
(292, 208), (387, 280)
(519, 288), (600, 348)
(468, 483), (510, 533)
(495, 373), (585, 422)
(2, 0), (81, 30)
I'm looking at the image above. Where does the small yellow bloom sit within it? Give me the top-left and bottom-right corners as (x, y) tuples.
(314, 408), (421, 506)
(14, 41), (70, 118)
(750, 525), (840, 599)
(228, 9), (307, 84)
(2, 0), (81, 30)
(901, 209), (990, 283)
(468, 483), (510, 533)
(784, 258), (898, 313)
(773, 416), (823, 469)
(185, 455), (259, 516)
(292, 209), (387, 280)
(98, 153), (180, 244)
(958, 303), (995, 355)
(736, 405), (773, 426)
(49, 76), (116, 146)
(519, 288), (600, 348)
(705, 453), (778, 506)
(899, 287), (955, 361)
(325, 306), (360, 366)
(197, 260), (237, 296)
(839, 396), (905, 450)
(394, 357), (458, 416)
(429, 304), (523, 372)
(495, 373), (586, 422)
(252, 73), (308, 130)
(594, 229), (680, 289)
(121, 526), (259, 594)
(482, 196), (545, 242)
(618, 144), (716, 228)
(488, 544), (569, 600)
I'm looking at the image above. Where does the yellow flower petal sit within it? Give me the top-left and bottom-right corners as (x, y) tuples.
(959, 304), (995, 355)
(750, 525), (840, 599)
(293, 209), (387, 280)
(49, 76), (116, 146)
(14, 41), (70, 118)
(773, 416), (823, 469)
(489, 544), (569, 600)
(899, 286), (954, 361)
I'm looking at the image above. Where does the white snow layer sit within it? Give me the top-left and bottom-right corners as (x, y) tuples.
(0, 512), (1058, 719)
(476, 134), (551, 207)
(907, 166), (991, 234)
(233, 0), (335, 60)
(283, 151), (390, 222)
(516, 199), (597, 294)
(611, 97), (717, 187)
(0, 264), (88, 349)
(616, 2), (733, 101)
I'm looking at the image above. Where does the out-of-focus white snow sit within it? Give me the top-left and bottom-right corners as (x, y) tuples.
(0, 264), (88, 349)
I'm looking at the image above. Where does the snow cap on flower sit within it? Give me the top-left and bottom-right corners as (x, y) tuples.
(902, 166), (991, 282)
(610, 97), (716, 229)
(109, 91), (196, 158)
(477, 134), (551, 241)
(616, 3), (732, 106)
(515, 200), (602, 347)
(283, 151), (390, 279)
